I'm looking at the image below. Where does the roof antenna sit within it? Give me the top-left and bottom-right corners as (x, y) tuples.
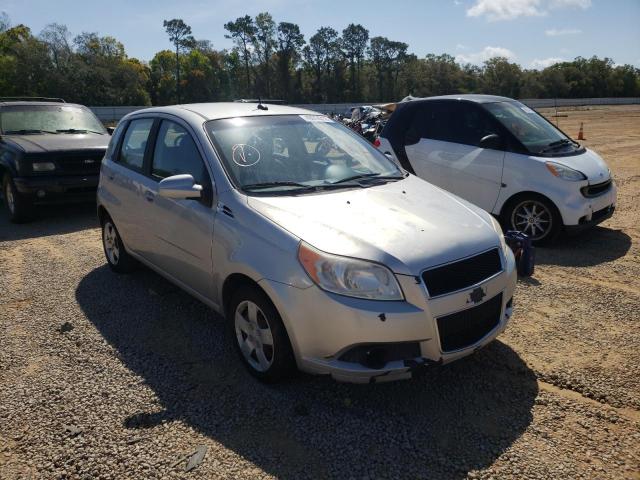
(257, 96), (268, 111)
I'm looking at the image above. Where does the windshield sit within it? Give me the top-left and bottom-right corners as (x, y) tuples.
(0, 105), (106, 134)
(205, 114), (403, 193)
(484, 101), (569, 154)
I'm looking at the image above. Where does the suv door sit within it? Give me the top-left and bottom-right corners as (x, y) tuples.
(404, 101), (506, 212)
(144, 119), (215, 300)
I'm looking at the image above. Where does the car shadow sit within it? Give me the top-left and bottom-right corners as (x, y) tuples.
(0, 201), (98, 242)
(76, 265), (537, 479)
(536, 226), (631, 267)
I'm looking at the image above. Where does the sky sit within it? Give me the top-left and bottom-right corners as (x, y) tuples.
(1, 0), (639, 69)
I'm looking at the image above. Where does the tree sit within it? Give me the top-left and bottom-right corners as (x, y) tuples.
(276, 22), (304, 101)
(341, 24), (368, 100)
(254, 12), (276, 97)
(224, 15), (256, 95)
(163, 19), (195, 103)
(482, 57), (523, 98)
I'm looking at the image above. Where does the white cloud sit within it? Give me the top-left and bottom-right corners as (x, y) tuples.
(467, 0), (591, 21)
(467, 0), (544, 21)
(545, 27), (581, 36)
(456, 46), (517, 64)
(456, 43), (469, 50)
(530, 57), (564, 69)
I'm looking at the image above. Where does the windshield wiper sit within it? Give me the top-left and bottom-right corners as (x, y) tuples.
(243, 181), (315, 191)
(4, 129), (57, 135)
(330, 172), (406, 185)
(539, 138), (577, 154)
(56, 128), (104, 135)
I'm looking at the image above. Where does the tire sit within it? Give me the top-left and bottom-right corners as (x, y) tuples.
(101, 216), (136, 273)
(2, 173), (34, 223)
(502, 194), (562, 246)
(228, 285), (296, 382)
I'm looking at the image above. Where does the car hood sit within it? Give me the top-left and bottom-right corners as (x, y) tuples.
(5, 133), (109, 154)
(247, 175), (501, 276)
(553, 148), (611, 183)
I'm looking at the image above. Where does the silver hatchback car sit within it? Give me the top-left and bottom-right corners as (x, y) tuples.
(97, 103), (517, 383)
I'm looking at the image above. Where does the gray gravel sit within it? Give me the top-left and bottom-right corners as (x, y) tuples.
(1, 202), (639, 480)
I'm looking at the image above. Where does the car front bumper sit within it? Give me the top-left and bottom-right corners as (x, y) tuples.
(259, 249), (517, 383)
(558, 181), (617, 228)
(13, 175), (98, 202)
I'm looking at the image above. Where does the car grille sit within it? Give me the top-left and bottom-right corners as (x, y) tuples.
(437, 292), (503, 352)
(421, 248), (502, 297)
(54, 151), (104, 175)
(581, 179), (612, 198)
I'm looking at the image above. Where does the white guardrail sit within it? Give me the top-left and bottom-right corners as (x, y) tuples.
(90, 97), (640, 123)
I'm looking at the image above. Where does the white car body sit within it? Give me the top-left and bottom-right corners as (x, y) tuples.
(379, 95), (617, 241)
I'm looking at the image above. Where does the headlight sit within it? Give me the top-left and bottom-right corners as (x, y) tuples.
(32, 162), (56, 172)
(298, 241), (404, 301)
(545, 161), (586, 181)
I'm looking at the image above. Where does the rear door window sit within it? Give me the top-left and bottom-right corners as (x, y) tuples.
(118, 118), (154, 171)
(151, 120), (209, 186)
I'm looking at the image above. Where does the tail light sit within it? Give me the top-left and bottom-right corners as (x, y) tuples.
(373, 137), (381, 148)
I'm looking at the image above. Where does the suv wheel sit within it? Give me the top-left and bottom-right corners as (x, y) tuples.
(229, 285), (296, 382)
(2, 173), (33, 223)
(503, 194), (561, 245)
(101, 217), (136, 273)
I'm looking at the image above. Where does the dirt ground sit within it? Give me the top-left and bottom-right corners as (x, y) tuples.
(0, 105), (639, 479)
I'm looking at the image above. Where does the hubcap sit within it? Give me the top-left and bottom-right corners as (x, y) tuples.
(5, 182), (15, 214)
(511, 200), (552, 240)
(234, 300), (274, 372)
(103, 222), (120, 265)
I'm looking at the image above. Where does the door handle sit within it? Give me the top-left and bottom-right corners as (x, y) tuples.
(144, 190), (155, 202)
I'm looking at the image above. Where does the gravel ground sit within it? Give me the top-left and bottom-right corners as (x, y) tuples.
(1, 106), (639, 479)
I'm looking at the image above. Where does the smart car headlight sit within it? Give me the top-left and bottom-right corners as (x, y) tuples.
(545, 161), (586, 181)
(298, 241), (404, 301)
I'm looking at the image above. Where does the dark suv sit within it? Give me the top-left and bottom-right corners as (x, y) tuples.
(0, 97), (110, 222)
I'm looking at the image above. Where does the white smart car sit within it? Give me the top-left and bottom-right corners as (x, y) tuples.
(378, 95), (617, 244)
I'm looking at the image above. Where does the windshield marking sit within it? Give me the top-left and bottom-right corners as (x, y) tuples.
(231, 144), (261, 167)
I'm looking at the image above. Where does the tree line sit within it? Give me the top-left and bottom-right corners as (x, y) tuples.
(1, 12), (639, 107)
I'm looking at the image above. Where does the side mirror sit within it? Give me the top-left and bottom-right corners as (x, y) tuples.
(479, 133), (503, 150)
(158, 174), (202, 200)
(106, 126), (115, 135)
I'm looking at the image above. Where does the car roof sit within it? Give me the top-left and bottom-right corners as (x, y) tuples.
(0, 101), (87, 108)
(402, 94), (515, 104)
(131, 102), (320, 121)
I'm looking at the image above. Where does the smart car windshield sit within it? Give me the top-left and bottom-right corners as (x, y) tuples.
(205, 114), (404, 193)
(0, 105), (106, 135)
(484, 101), (572, 154)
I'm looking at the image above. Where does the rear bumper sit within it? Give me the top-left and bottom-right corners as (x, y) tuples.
(13, 175), (98, 202)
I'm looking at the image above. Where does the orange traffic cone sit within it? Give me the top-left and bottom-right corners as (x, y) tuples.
(577, 122), (586, 140)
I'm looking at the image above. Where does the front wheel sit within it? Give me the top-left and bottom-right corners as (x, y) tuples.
(229, 286), (296, 382)
(2, 173), (33, 223)
(502, 195), (561, 245)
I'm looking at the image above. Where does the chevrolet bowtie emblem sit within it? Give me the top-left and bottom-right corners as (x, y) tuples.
(468, 287), (486, 304)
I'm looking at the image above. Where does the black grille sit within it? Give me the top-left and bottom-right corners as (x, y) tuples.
(421, 248), (502, 297)
(437, 293), (503, 352)
(581, 179), (612, 198)
(55, 151), (104, 175)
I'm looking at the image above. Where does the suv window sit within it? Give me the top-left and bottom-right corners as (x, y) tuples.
(151, 120), (208, 186)
(119, 118), (153, 171)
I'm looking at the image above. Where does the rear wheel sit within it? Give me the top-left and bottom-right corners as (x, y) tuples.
(229, 285), (296, 382)
(503, 194), (561, 245)
(101, 216), (136, 273)
(2, 173), (33, 223)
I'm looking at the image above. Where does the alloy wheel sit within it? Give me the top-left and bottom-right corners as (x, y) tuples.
(103, 221), (120, 265)
(511, 200), (553, 241)
(234, 300), (274, 372)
